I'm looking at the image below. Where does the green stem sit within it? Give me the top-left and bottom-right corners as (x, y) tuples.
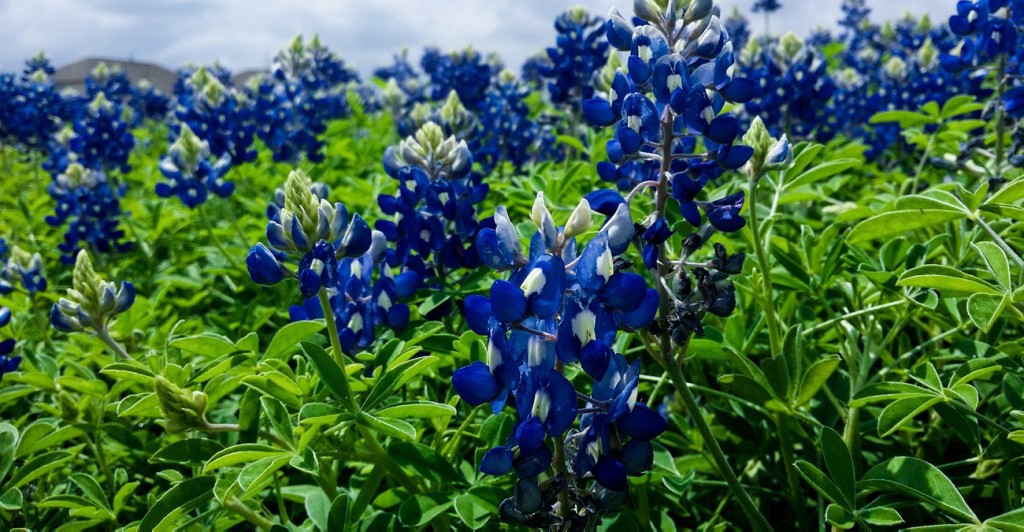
(196, 420), (291, 450)
(317, 289), (356, 403)
(88, 432), (114, 495)
(802, 299), (909, 336)
(224, 497), (274, 530)
(317, 289), (418, 495)
(747, 172), (783, 356)
(666, 359), (773, 532)
(273, 471), (290, 525)
(442, 404), (482, 459)
(95, 324), (132, 360)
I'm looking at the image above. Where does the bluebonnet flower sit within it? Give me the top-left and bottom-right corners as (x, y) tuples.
(941, 0), (1020, 72)
(741, 33), (837, 139)
(289, 243), (415, 354)
(537, 8), (609, 112)
(250, 171), (411, 354)
(69, 92), (136, 174)
(85, 62), (134, 103)
(247, 169), (372, 299)
(131, 79), (172, 122)
(476, 70), (545, 172)
(0, 67), (62, 152)
(423, 46), (500, 110)
(724, 8), (752, 51)
(752, 0), (782, 13)
(455, 193), (662, 523)
(0, 307), (20, 381)
(50, 250), (135, 359)
(173, 67), (257, 164)
(23, 51), (54, 77)
(47, 163), (132, 264)
(583, 5), (756, 232)
(376, 120), (484, 292)
(3, 246), (47, 295)
(375, 50), (427, 105)
(252, 36), (338, 163)
(156, 124), (234, 208)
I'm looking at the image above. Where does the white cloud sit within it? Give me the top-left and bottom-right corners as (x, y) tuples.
(0, 0), (955, 76)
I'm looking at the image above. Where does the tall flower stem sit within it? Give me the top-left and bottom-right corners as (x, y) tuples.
(746, 172), (783, 356)
(95, 323), (132, 360)
(316, 288), (419, 496)
(653, 111), (771, 531)
(665, 353), (773, 532)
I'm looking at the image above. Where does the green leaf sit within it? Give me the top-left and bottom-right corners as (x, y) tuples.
(454, 493), (491, 530)
(979, 203), (1024, 222)
(356, 412), (416, 441)
(846, 210), (964, 244)
(100, 362), (156, 385)
(362, 356), (440, 411)
(861, 457), (979, 524)
(820, 428), (855, 507)
(897, 265), (1001, 296)
(375, 401), (456, 419)
(389, 441), (466, 485)
(972, 242), (1011, 291)
(398, 493), (453, 527)
(0, 423), (17, 483)
(555, 134), (587, 154)
(786, 159), (860, 189)
(858, 506), (903, 526)
(795, 355), (841, 407)
(237, 454), (292, 492)
(986, 176), (1024, 205)
(826, 503), (856, 529)
(260, 396), (296, 448)
(8, 451), (72, 488)
(301, 341), (352, 409)
(870, 110), (934, 127)
(304, 491), (330, 531)
(850, 382), (935, 407)
(70, 473), (111, 512)
(878, 396), (944, 437)
(0, 487), (21, 510)
(265, 321), (324, 360)
(328, 493), (350, 531)
(204, 444), (291, 472)
(794, 460), (847, 506)
(150, 438), (225, 467)
(139, 476), (216, 531)
(169, 334), (237, 357)
(967, 293), (1008, 333)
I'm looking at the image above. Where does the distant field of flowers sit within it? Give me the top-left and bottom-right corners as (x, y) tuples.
(0, 0), (1023, 529)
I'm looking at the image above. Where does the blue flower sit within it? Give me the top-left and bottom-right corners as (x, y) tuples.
(173, 67), (257, 164)
(46, 163), (132, 264)
(538, 8), (610, 110)
(0, 306), (20, 381)
(156, 124), (234, 208)
(2, 247), (47, 295)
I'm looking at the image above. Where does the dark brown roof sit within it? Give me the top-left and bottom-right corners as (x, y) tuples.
(53, 57), (177, 94)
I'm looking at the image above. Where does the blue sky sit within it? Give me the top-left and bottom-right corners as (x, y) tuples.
(0, 1), (954, 76)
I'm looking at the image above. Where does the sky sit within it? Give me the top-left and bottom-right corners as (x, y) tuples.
(0, 1), (954, 76)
